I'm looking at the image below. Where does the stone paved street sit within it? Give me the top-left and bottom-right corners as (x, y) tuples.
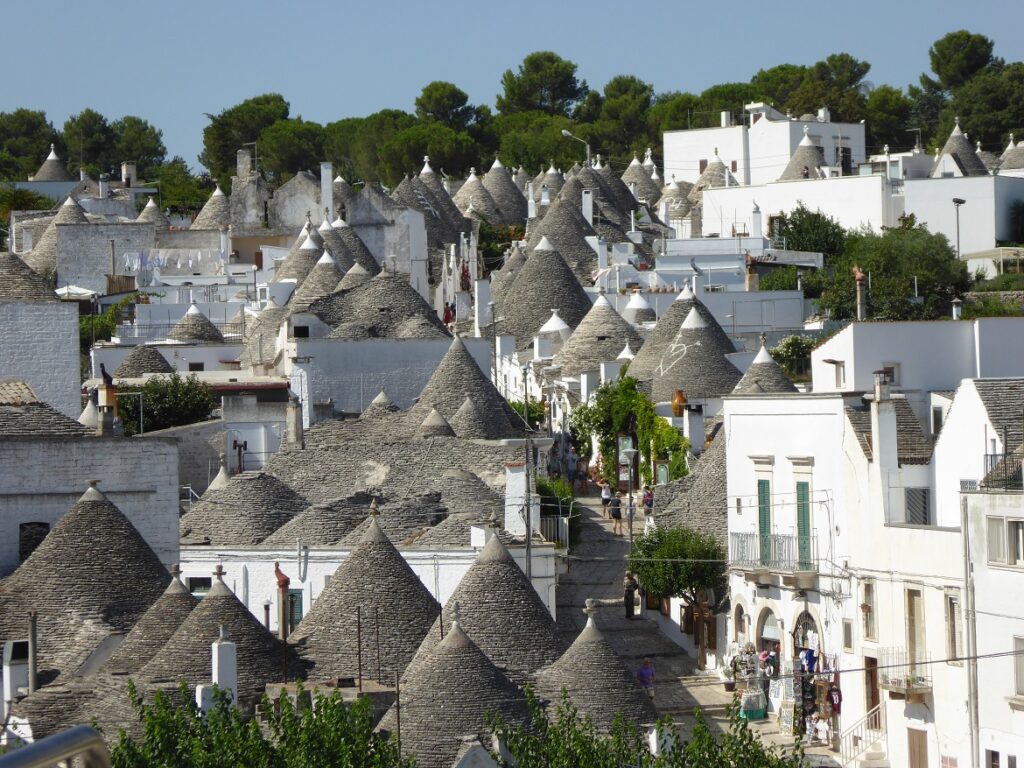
(556, 492), (840, 766)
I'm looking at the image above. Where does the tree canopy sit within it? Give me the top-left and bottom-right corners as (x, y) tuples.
(497, 51), (589, 117)
(628, 525), (727, 608)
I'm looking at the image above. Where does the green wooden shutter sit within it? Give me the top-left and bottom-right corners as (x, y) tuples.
(796, 481), (811, 570)
(758, 479), (771, 566)
(288, 589), (304, 630)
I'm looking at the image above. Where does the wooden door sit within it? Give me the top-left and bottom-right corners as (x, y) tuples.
(907, 728), (928, 768)
(865, 655), (880, 711)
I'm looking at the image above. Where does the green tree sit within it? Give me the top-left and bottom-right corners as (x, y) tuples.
(259, 118), (325, 182)
(111, 116), (166, 178)
(149, 156), (211, 215)
(478, 221), (526, 273)
(770, 335), (816, 381)
(647, 91), (701, 136)
(569, 376), (688, 485)
(0, 184), (54, 247)
(497, 51), (588, 117)
(415, 81), (478, 132)
(322, 117), (365, 181)
(349, 110), (417, 182)
(589, 75), (655, 161)
(62, 108), (116, 177)
(0, 108), (63, 180)
(938, 63), (1024, 148)
(495, 111), (576, 173)
(788, 53), (871, 122)
(907, 77), (948, 149)
(110, 681), (411, 768)
(773, 203), (847, 258)
(491, 694), (804, 767)
(628, 525), (726, 609)
(199, 94), (290, 186)
(377, 122), (477, 185)
(865, 85), (914, 151)
(928, 30), (997, 91)
(817, 217), (970, 321)
(118, 372), (217, 437)
(750, 63), (810, 109)
(696, 83), (759, 127)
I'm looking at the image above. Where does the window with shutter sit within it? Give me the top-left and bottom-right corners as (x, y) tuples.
(288, 589), (304, 630)
(758, 479), (771, 566)
(989, 517), (1006, 563)
(796, 481), (812, 569)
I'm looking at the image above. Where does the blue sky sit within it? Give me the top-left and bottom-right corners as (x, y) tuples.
(6, 0), (1023, 169)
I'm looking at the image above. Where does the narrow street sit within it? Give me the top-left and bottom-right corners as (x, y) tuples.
(555, 493), (840, 766)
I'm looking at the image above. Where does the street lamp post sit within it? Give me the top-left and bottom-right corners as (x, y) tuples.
(953, 198), (966, 259)
(623, 448), (638, 550)
(560, 129), (591, 166)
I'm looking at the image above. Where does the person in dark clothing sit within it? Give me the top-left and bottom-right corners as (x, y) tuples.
(624, 571), (638, 619)
(609, 492), (623, 535)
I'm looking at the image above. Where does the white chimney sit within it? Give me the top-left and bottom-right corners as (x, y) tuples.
(2, 640), (29, 721)
(952, 298), (963, 320)
(541, 183), (550, 207)
(721, 111), (733, 127)
(817, 107), (831, 123)
(869, 370), (899, 522)
(751, 202), (762, 237)
(320, 162), (333, 221)
(98, 175), (109, 199)
(212, 626), (237, 704)
(503, 463), (540, 538)
(581, 189), (593, 225)
(121, 161), (137, 187)
(527, 181), (536, 218)
(286, 392), (304, 448)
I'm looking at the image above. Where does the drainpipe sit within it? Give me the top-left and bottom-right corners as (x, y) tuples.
(27, 611), (37, 694)
(960, 496), (979, 768)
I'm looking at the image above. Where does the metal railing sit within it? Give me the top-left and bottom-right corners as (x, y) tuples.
(539, 515), (570, 549)
(0, 725), (110, 768)
(730, 530), (818, 571)
(878, 647), (932, 692)
(114, 320), (245, 343)
(840, 702), (886, 766)
(981, 452), (1023, 491)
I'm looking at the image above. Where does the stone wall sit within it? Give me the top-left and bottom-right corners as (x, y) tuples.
(0, 301), (80, 418)
(55, 222), (155, 293)
(966, 291), (1024, 307)
(269, 173), (321, 232)
(0, 436), (179, 575)
(141, 420), (226, 497)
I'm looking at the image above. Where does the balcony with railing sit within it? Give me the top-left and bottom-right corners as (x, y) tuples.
(729, 530), (818, 588)
(878, 647), (932, 700)
(980, 451), (1023, 492)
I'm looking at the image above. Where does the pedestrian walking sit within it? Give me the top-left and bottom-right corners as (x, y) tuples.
(637, 658), (655, 698)
(624, 571), (638, 619)
(642, 485), (654, 513)
(609, 492), (623, 535)
(567, 446), (579, 488)
(600, 480), (612, 517)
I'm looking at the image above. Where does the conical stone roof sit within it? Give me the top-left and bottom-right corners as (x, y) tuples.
(312, 272), (448, 339)
(780, 128), (825, 181)
(410, 535), (564, 685)
(658, 428), (728, 540)
(337, 262), (371, 290)
(179, 471), (308, 546)
(651, 307), (741, 402)
(104, 572), (198, 675)
(333, 176), (355, 209)
(528, 188), (600, 282)
(332, 217), (381, 275)
(139, 571), (299, 708)
(22, 196), (89, 277)
(628, 286), (733, 382)
(1000, 134), (1017, 163)
(261, 492), (375, 547)
(114, 344), (174, 378)
(622, 291), (656, 323)
(933, 119), (989, 177)
(659, 177), (694, 219)
(392, 176), (459, 249)
(621, 155), (662, 204)
(532, 163), (565, 203)
(688, 151), (738, 204)
(318, 219), (355, 272)
(449, 395), (512, 440)
(290, 516), (440, 682)
(432, 469), (503, 518)
(0, 252), (59, 302)
(534, 601), (657, 729)
(32, 145), (73, 181)
(500, 237), (592, 348)
(0, 483), (170, 681)
(415, 408), (456, 438)
(513, 165), (531, 192)
(190, 186), (230, 230)
(553, 294), (644, 377)
(452, 169), (502, 223)
(597, 162), (640, 217)
(272, 231), (322, 285)
(418, 158), (471, 233)
(490, 244), (526, 310)
(136, 197), (171, 229)
(288, 252), (343, 311)
(407, 335), (517, 433)
(168, 303), (224, 343)
(378, 620), (530, 768)
(361, 387), (401, 419)
(481, 158), (528, 225)
(732, 345), (797, 394)
(1000, 142), (1024, 171)
(239, 300), (289, 368)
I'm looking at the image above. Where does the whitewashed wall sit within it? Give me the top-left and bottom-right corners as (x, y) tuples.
(0, 301), (80, 418)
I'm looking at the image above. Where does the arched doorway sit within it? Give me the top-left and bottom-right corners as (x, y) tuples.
(793, 610), (820, 655)
(734, 604), (747, 643)
(756, 607), (780, 652)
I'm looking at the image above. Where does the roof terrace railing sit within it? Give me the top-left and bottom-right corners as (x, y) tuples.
(0, 725), (110, 768)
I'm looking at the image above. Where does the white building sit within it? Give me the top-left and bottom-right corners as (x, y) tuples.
(663, 103), (866, 187)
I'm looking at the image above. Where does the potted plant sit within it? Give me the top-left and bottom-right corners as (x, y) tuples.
(721, 656), (738, 692)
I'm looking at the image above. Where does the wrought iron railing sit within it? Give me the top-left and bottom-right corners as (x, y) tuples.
(878, 647), (932, 692)
(730, 530), (817, 572)
(981, 452), (1023, 491)
(840, 702), (886, 766)
(114, 320), (245, 342)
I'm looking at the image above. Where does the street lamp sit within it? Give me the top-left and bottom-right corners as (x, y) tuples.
(623, 448), (639, 550)
(953, 198), (966, 259)
(560, 129), (591, 166)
